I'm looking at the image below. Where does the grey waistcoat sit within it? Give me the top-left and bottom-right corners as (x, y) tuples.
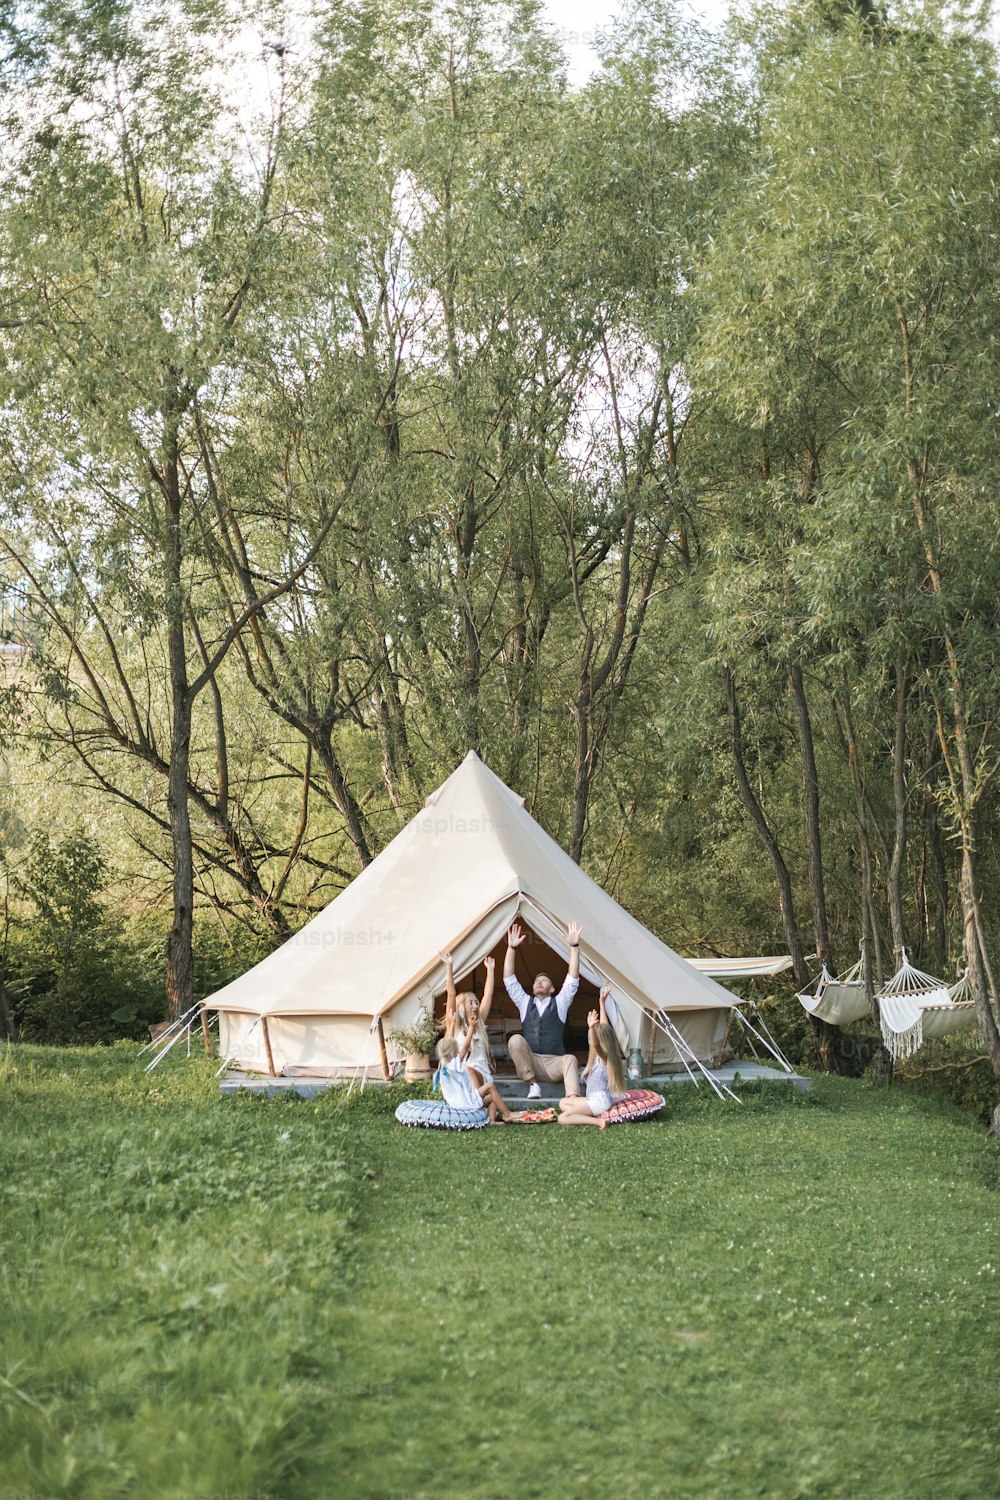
(521, 1000), (566, 1056)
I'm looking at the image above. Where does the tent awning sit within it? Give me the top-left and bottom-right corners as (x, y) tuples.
(687, 955), (793, 978)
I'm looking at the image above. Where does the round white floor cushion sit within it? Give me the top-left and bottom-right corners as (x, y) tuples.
(395, 1099), (489, 1130)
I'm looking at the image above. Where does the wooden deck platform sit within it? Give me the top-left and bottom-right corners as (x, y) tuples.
(220, 1059), (810, 1099)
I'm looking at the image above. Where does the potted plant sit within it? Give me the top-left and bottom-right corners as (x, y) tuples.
(389, 1011), (440, 1082)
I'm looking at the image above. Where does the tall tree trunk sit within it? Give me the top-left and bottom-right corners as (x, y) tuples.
(897, 301), (1000, 1125)
(317, 738), (374, 870)
(166, 695), (194, 1023)
(566, 501), (666, 864)
(371, 686), (406, 816)
(0, 971), (15, 1041)
(456, 481), (482, 755)
(163, 417), (195, 1023)
(930, 806), (949, 964)
(0, 937), (16, 1042)
(840, 687), (893, 1082)
(789, 661), (833, 970)
(887, 654), (908, 959)
(723, 666), (809, 988)
(0, 881), (16, 1041)
(725, 666), (860, 1075)
(507, 549), (532, 784)
(959, 831), (1000, 1137)
(569, 682), (594, 865)
(915, 732), (948, 967)
(912, 528), (1000, 1128)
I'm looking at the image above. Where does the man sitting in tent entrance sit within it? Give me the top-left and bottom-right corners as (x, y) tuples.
(504, 921), (583, 1100)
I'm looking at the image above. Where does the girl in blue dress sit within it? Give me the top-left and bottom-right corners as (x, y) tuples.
(436, 1020), (526, 1124)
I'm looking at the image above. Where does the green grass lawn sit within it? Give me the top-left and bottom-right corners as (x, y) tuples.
(2, 1045), (999, 1499)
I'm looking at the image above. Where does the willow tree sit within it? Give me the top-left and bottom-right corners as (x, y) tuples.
(210, 0), (744, 866)
(0, 0), (367, 1017)
(783, 3), (1000, 1124)
(211, 0), (593, 814)
(698, 0), (1000, 1113)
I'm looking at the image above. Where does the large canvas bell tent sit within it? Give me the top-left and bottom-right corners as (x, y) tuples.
(203, 752), (739, 1076)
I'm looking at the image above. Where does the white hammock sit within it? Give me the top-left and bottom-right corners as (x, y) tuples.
(798, 958), (871, 1026)
(877, 952), (980, 1061)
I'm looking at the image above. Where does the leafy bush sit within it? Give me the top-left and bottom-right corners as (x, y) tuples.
(2, 831), (160, 1043)
(896, 1037), (999, 1126)
(2, 830), (270, 1044)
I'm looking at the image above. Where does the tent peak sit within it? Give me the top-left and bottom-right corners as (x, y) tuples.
(422, 750), (497, 810)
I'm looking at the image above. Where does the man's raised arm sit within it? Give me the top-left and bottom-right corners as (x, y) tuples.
(504, 924), (529, 1017)
(556, 920), (583, 1020)
(567, 920), (582, 981)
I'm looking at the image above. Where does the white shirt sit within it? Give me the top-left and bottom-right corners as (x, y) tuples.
(504, 972), (579, 1023)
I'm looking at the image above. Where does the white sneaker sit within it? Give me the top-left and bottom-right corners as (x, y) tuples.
(526, 1082), (541, 1099)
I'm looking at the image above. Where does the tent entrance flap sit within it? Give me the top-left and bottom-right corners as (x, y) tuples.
(517, 894), (734, 1065)
(429, 919), (606, 1061)
(444, 910), (732, 1072)
(381, 896), (521, 1024)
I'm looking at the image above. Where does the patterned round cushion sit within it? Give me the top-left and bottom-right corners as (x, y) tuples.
(395, 1099), (489, 1131)
(601, 1088), (666, 1126)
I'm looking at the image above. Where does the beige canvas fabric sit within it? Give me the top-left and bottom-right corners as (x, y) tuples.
(206, 752), (737, 1073)
(647, 1007), (732, 1070)
(798, 959), (872, 1027)
(800, 978), (871, 1027)
(689, 956), (792, 978)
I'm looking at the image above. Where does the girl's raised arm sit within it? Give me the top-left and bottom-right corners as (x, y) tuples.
(583, 1005), (599, 1079)
(479, 955), (496, 1021)
(599, 985), (611, 1026)
(458, 1014), (476, 1062)
(440, 951), (457, 1025)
